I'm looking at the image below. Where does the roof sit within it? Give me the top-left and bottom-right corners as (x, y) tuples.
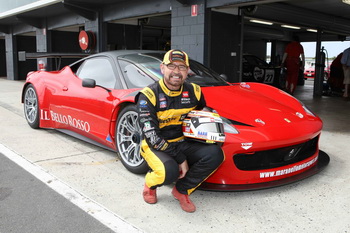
(1, 0), (350, 41)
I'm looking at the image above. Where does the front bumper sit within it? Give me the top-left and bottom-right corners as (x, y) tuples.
(199, 150), (329, 191)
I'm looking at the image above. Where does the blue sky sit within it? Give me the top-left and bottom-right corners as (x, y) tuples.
(267, 41), (350, 58)
(301, 41), (350, 58)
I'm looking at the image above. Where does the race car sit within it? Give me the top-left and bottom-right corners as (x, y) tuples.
(242, 54), (283, 88)
(22, 50), (329, 191)
(304, 63), (330, 80)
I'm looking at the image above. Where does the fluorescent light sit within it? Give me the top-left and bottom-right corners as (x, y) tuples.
(307, 29), (317, 33)
(281, 24), (301, 30)
(249, 19), (273, 25)
(342, 0), (350, 5)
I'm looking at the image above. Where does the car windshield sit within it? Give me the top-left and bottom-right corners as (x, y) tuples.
(243, 55), (269, 67)
(118, 52), (229, 88)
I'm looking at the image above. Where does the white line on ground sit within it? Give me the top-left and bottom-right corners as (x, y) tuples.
(0, 143), (143, 233)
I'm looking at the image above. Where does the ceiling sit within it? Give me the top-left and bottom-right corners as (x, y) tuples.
(1, 0), (350, 42)
(258, 0), (350, 36)
(0, 0), (126, 27)
(214, 0), (350, 42)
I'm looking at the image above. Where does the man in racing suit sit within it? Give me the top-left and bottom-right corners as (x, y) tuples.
(137, 49), (224, 213)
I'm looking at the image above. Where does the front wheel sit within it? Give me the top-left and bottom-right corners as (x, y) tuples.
(24, 84), (40, 129)
(116, 105), (148, 174)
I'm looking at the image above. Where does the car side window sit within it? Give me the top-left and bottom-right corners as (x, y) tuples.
(76, 57), (116, 89)
(119, 60), (155, 89)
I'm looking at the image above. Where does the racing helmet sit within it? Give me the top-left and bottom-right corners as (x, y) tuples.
(182, 110), (226, 144)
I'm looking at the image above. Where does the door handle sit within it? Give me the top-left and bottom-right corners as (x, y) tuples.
(62, 86), (68, 91)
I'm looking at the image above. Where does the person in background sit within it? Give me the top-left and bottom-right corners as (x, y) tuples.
(281, 36), (305, 95)
(340, 47), (350, 99)
(136, 49), (224, 213)
(328, 52), (344, 95)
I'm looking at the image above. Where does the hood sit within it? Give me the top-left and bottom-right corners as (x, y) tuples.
(202, 83), (318, 128)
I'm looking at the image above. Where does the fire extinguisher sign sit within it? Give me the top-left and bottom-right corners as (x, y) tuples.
(191, 5), (198, 17)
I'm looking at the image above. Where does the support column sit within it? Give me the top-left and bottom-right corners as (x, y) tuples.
(36, 26), (52, 70)
(314, 29), (323, 97)
(5, 34), (18, 80)
(84, 11), (107, 53)
(171, 0), (207, 64)
(209, 9), (242, 82)
(0, 37), (6, 77)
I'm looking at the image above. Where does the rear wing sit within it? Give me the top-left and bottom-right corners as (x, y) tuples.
(18, 51), (90, 70)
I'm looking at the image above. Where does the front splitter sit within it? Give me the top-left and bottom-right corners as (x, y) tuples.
(199, 150), (330, 191)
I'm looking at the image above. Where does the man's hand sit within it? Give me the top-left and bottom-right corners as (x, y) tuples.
(179, 160), (189, 179)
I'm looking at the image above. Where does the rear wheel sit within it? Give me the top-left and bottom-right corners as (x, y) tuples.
(24, 84), (40, 129)
(116, 105), (148, 174)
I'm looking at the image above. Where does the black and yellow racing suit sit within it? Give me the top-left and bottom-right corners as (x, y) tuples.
(137, 79), (224, 195)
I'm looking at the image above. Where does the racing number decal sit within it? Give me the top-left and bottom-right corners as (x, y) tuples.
(254, 68), (275, 83)
(253, 67), (264, 82)
(264, 69), (275, 83)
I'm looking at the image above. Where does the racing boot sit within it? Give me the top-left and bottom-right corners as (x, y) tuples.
(143, 183), (157, 204)
(172, 186), (196, 213)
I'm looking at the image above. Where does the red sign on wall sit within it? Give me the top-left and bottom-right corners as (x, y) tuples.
(78, 30), (96, 52)
(191, 5), (198, 17)
(79, 30), (89, 51)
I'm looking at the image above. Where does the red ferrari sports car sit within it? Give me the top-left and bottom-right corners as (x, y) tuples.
(22, 50), (329, 191)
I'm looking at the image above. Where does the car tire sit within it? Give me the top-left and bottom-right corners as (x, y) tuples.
(116, 104), (148, 174)
(24, 84), (40, 129)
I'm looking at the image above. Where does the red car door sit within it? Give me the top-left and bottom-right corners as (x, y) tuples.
(49, 56), (121, 149)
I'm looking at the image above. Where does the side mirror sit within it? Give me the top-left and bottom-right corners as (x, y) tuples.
(220, 74), (228, 81)
(82, 78), (112, 92)
(82, 78), (96, 88)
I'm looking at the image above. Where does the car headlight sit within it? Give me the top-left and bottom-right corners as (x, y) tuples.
(221, 117), (239, 134)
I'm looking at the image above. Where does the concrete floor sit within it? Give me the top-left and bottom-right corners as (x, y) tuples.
(0, 78), (349, 233)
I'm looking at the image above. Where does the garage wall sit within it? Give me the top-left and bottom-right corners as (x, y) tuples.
(51, 31), (81, 69)
(17, 35), (36, 80)
(244, 40), (267, 61)
(107, 23), (140, 50)
(51, 31), (80, 53)
(141, 27), (170, 51)
(171, 1), (206, 64)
